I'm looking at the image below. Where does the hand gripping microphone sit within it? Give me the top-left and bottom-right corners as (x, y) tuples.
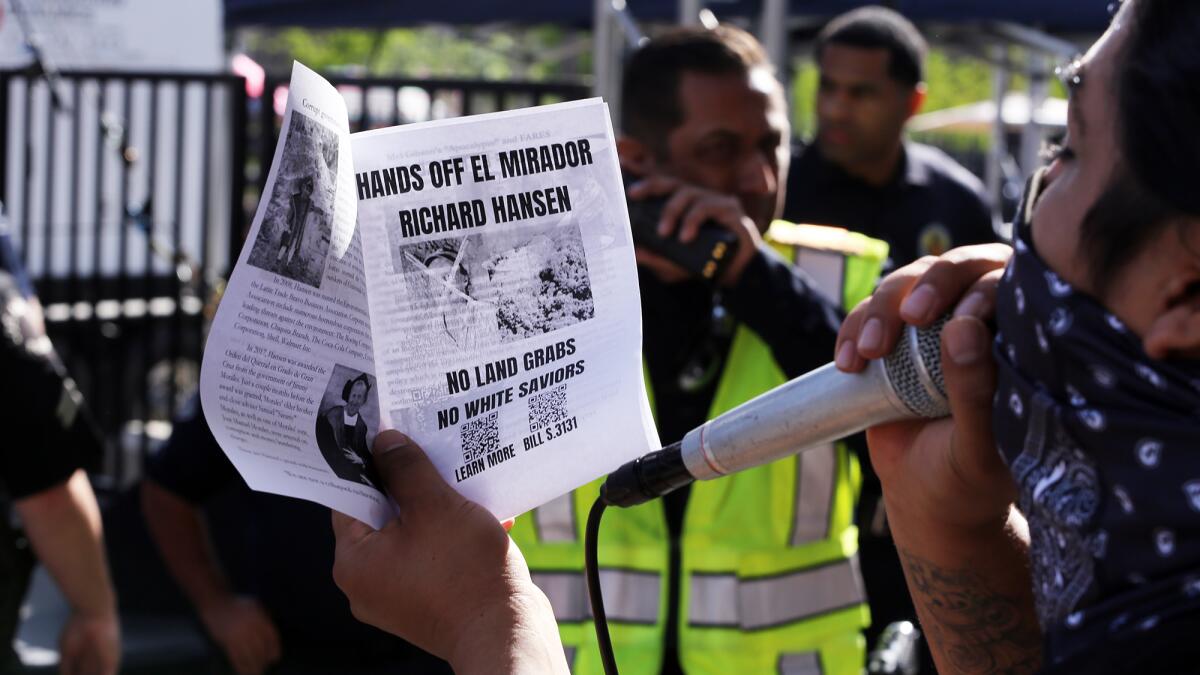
(601, 319), (951, 507)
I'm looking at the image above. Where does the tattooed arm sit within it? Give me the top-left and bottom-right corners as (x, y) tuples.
(891, 507), (1042, 674)
(832, 250), (1042, 672)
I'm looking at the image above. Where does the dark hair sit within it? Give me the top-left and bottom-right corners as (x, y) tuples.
(1081, 0), (1200, 293)
(342, 373), (371, 401)
(621, 25), (771, 151)
(815, 6), (927, 87)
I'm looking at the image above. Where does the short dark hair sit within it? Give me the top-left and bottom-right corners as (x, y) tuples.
(342, 373), (371, 401)
(621, 25), (771, 151)
(815, 6), (927, 87)
(1080, 0), (1200, 294)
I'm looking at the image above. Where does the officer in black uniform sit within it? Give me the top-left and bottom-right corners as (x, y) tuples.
(785, 7), (997, 270)
(0, 217), (119, 674)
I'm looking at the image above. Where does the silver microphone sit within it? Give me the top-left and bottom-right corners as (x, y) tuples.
(601, 319), (949, 507)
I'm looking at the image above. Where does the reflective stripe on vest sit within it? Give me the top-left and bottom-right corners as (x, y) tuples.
(793, 247), (846, 310)
(778, 652), (823, 675)
(687, 556), (865, 630)
(531, 569), (660, 624)
(534, 492), (577, 543)
(789, 442), (836, 546)
(768, 220), (889, 313)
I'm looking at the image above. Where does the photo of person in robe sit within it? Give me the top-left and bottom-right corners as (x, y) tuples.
(315, 372), (382, 489)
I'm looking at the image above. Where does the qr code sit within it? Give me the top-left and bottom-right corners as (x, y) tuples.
(528, 384), (568, 433)
(461, 412), (499, 462)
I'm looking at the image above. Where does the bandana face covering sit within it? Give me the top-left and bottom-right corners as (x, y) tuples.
(992, 173), (1200, 658)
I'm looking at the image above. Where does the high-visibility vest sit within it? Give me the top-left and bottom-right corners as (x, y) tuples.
(510, 222), (889, 675)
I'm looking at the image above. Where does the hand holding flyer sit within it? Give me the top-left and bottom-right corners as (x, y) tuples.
(199, 63), (659, 527)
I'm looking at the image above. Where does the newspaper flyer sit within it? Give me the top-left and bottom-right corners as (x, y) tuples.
(200, 63), (659, 527)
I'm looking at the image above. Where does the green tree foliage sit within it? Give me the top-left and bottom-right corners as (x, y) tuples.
(789, 47), (1062, 149)
(238, 25), (585, 81)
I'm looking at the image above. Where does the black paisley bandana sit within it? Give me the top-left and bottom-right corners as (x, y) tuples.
(992, 174), (1200, 665)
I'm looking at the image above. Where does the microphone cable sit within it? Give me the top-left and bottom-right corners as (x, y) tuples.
(586, 440), (694, 675)
(584, 496), (620, 675)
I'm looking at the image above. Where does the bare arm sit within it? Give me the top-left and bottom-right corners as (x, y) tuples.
(15, 469), (119, 675)
(889, 507), (1041, 674)
(140, 479), (230, 610)
(140, 479), (280, 675)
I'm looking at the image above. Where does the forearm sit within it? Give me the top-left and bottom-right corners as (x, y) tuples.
(449, 586), (569, 675)
(140, 479), (234, 612)
(724, 246), (843, 378)
(14, 469), (116, 617)
(888, 504), (1042, 675)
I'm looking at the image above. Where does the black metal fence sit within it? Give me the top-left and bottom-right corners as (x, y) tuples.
(0, 69), (248, 488)
(0, 68), (589, 490)
(251, 75), (590, 191)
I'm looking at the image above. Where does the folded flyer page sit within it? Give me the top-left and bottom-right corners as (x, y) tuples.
(199, 62), (659, 527)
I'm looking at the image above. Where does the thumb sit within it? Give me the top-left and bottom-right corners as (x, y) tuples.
(939, 316), (1004, 480)
(371, 430), (463, 513)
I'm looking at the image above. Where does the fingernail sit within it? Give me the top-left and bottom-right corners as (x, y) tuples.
(953, 292), (986, 318)
(628, 180), (645, 194)
(835, 340), (857, 370)
(946, 319), (983, 365)
(657, 220), (670, 237)
(900, 285), (937, 321)
(375, 432), (412, 456)
(858, 318), (883, 352)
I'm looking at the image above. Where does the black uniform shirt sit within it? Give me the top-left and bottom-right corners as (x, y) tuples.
(784, 141), (997, 269)
(0, 238), (97, 501)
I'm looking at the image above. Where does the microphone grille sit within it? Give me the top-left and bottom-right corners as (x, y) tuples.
(883, 317), (950, 419)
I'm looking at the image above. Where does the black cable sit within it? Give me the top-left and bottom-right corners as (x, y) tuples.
(585, 497), (620, 675)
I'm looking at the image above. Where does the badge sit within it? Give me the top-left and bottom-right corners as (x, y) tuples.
(917, 223), (952, 256)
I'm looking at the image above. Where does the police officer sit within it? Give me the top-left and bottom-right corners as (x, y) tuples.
(785, 7), (997, 270)
(0, 216), (120, 675)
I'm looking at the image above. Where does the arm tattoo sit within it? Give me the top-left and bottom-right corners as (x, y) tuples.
(897, 547), (1043, 675)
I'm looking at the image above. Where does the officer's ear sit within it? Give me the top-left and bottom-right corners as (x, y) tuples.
(906, 83), (927, 119)
(617, 135), (657, 175)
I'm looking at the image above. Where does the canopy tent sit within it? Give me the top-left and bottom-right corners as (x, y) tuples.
(909, 93), (1068, 134)
(223, 0), (1114, 34)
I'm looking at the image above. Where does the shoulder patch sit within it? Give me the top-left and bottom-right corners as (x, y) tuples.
(918, 223), (953, 256)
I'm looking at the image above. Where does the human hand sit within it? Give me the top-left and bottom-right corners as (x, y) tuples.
(342, 447), (365, 466)
(332, 430), (566, 675)
(833, 245), (1016, 531)
(58, 610), (119, 675)
(627, 174), (763, 286)
(198, 595), (282, 675)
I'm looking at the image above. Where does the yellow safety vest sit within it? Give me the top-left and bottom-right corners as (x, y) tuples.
(511, 222), (889, 675)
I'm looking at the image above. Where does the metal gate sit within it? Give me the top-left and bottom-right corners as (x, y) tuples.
(0, 69), (248, 487)
(1, 67), (589, 489)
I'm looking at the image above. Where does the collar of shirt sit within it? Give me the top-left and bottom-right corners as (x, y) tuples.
(807, 141), (930, 192)
(343, 410), (359, 426)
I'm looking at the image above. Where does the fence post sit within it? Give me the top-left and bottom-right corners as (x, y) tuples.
(229, 76), (249, 274)
(0, 73), (8, 210)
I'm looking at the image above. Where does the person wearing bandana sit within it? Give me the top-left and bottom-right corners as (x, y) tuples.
(835, 1), (1200, 672)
